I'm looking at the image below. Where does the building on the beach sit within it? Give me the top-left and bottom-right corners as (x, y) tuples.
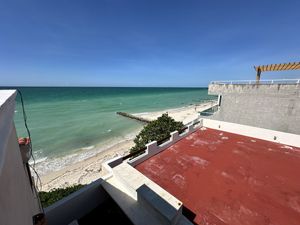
(208, 62), (300, 134)
(1, 64), (300, 225)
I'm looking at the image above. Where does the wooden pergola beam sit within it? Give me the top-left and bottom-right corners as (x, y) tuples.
(254, 62), (300, 82)
(254, 62), (300, 72)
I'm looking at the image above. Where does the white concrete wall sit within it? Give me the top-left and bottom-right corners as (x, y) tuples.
(203, 118), (300, 147)
(0, 90), (40, 225)
(111, 162), (184, 225)
(128, 122), (201, 167)
(45, 180), (108, 225)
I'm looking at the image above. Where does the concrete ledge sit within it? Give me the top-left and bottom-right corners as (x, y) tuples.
(113, 162), (182, 209)
(110, 162), (184, 224)
(102, 176), (176, 225)
(102, 155), (123, 174)
(137, 184), (181, 225)
(112, 163), (137, 199)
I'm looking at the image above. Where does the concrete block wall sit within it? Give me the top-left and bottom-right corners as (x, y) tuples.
(208, 84), (300, 134)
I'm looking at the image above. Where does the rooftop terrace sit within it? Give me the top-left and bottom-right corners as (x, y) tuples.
(136, 128), (300, 225)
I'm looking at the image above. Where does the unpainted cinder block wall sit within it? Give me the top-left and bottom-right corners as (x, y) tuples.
(208, 84), (300, 135)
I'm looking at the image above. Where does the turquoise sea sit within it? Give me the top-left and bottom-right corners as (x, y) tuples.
(7, 87), (215, 173)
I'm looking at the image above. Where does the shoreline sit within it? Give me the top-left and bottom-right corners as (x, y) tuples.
(39, 101), (216, 191)
(39, 138), (135, 191)
(34, 127), (141, 176)
(134, 100), (217, 125)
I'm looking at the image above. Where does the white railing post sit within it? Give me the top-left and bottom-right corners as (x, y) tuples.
(187, 124), (195, 133)
(146, 141), (158, 154)
(170, 131), (180, 142)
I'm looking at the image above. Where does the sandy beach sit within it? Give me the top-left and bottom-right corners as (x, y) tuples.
(135, 100), (217, 124)
(39, 101), (216, 191)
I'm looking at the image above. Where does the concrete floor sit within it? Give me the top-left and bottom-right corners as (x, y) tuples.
(136, 128), (300, 225)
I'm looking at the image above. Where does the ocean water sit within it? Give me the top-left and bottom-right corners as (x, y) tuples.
(9, 87), (215, 172)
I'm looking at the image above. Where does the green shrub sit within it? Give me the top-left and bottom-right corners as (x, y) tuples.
(39, 184), (85, 208)
(130, 113), (184, 155)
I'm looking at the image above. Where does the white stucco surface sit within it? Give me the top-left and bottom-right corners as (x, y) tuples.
(203, 118), (300, 147)
(0, 90), (40, 225)
(0, 90), (17, 171)
(0, 90), (16, 108)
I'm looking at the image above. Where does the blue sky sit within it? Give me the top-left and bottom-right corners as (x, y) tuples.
(0, 0), (299, 87)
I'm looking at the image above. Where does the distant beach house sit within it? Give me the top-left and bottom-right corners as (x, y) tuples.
(209, 62), (300, 134)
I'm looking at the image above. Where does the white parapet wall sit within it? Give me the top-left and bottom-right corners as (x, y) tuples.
(0, 90), (41, 225)
(202, 118), (300, 148)
(45, 179), (108, 225)
(128, 121), (202, 167)
(0, 90), (17, 171)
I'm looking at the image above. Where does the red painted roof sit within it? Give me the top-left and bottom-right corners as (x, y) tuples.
(135, 128), (300, 225)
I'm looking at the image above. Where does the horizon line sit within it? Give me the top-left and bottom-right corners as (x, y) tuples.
(0, 85), (209, 88)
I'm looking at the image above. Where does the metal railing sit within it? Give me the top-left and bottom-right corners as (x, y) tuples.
(211, 79), (300, 85)
(200, 104), (219, 117)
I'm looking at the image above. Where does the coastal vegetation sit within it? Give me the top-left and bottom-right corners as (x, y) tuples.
(39, 184), (85, 208)
(130, 113), (184, 155)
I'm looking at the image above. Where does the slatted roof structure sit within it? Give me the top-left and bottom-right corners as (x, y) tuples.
(254, 62), (300, 82)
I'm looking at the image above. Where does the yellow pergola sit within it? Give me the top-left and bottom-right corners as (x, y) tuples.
(254, 62), (300, 82)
